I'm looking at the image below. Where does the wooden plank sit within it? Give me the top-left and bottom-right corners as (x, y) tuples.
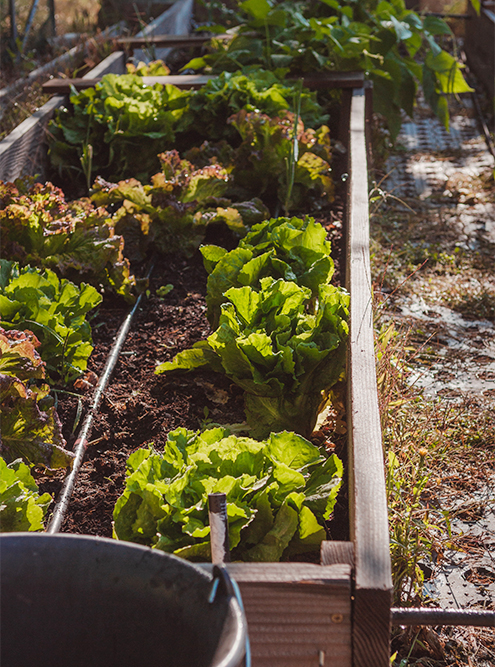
(83, 51), (126, 78)
(346, 88), (393, 667)
(201, 563), (352, 667)
(0, 95), (64, 182)
(320, 541), (354, 567)
(42, 74), (214, 94)
(302, 71), (365, 90)
(42, 71), (365, 95)
(132, 0), (194, 62)
(117, 33), (230, 48)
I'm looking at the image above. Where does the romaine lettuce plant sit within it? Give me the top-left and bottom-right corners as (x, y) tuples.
(0, 260), (101, 384)
(0, 457), (52, 531)
(0, 178), (137, 302)
(200, 215), (336, 328)
(157, 277), (348, 439)
(0, 327), (74, 468)
(113, 426), (342, 561)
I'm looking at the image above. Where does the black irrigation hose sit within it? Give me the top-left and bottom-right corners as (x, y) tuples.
(46, 263), (154, 534)
(391, 607), (495, 627)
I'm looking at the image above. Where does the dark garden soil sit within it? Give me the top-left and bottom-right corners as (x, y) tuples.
(35, 205), (348, 546)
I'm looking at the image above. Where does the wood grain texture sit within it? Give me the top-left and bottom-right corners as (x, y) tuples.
(302, 71), (365, 89)
(346, 88), (393, 667)
(222, 563), (352, 667)
(320, 541), (354, 567)
(42, 74), (214, 94)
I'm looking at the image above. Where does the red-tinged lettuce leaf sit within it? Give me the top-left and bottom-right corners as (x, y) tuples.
(228, 109), (334, 211)
(0, 457), (52, 532)
(0, 328), (74, 469)
(0, 384), (74, 468)
(0, 179), (137, 302)
(0, 328), (44, 381)
(92, 154), (251, 260)
(176, 70), (328, 146)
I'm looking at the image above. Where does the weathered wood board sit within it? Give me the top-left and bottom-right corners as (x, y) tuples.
(199, 562), (352, 667)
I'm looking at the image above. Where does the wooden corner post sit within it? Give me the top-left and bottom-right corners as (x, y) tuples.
(346, 87), (393, 667)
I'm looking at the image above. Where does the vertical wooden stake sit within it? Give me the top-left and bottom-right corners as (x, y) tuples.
(208, 492), (231, 565)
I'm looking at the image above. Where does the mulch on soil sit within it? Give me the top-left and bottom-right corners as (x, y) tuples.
(36, 207), (347, 541)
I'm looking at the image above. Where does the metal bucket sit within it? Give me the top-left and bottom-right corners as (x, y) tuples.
(1, 533), (247, 667)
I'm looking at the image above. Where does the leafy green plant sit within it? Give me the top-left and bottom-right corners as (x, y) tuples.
(90, 151), (269, 261)
(179, 69), (328, 145)
(200, 215), (336, 328)
(48, 74), (191, 185)
(0, 178), (137, 302)
(157, 277), (348, 439)
(0, 260), (101, 384)
(113, 426), (343, 561)
(126, 60), (171, 76)
(188, 0), (472, 138)
(157, 216), (346, 438)
(0, 327), (74, 469)
(227, 109), (334, 211)
(47, 69), (329, 189)
(0, 457), (52, 531)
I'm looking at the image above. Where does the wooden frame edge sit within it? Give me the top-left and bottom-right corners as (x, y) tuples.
(346, 87), (393, 667)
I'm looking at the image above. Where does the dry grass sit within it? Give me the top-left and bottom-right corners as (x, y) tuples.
(371, 164), (495, 664)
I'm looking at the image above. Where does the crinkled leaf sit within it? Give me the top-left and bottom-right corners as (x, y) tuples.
(0, 457), (52, 532)
(113, 428), (342, 561)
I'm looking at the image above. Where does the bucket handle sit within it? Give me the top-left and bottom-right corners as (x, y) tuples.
(209, 565), (251, 667)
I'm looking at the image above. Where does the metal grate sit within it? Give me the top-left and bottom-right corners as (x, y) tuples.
(384, 101), (495, 200)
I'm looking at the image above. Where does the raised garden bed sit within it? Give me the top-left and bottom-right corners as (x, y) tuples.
(0, 26), (392, 667)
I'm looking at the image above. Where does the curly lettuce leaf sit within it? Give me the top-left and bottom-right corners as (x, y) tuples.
(200, 215), (335, 328)
(0, 328), (73, 468)
(48, 74), (190, 185)
(177, 69), (328, 145)
(0, 457), (52, 531)
(0, 261), (101, 384)
(113, 428), (342, 561)
(158, 277), (348, 438)
(228, 109), (334, 212)
(91, 154), (256, 261)
(0, 179), (137, 302)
